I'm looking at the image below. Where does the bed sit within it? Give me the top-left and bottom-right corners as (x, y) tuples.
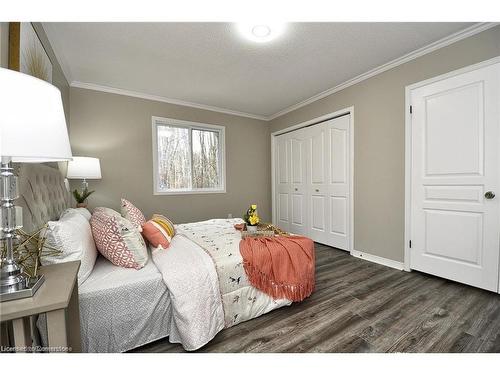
(17, 163), (172, 352)
(18, 163), (294, 352)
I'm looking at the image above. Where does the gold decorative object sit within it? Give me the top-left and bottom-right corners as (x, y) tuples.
(0, 225), (61, 278)
(258, 222), (289, 236)
(241, 230), (276, 238)
(241, 223), (290, 238)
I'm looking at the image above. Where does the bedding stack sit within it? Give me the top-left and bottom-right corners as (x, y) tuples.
(37, 198), (314, 352)
(85, 199), (176, 270)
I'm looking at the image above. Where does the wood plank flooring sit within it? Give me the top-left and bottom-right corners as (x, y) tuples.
(132, 243), (500, 353)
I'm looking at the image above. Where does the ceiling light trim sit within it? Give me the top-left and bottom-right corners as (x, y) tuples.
(237, 22), (285, 43)
(268, 22), (499, 120)
(70, 81), (269, 121)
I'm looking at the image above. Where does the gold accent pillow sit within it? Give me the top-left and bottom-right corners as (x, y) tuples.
(151, 214), (176, 238)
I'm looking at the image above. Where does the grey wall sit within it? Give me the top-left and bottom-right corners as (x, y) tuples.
(69, 87), (272, 223)
(269, 25), (500, 262)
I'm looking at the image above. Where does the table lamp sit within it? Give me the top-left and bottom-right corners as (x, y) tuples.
(66, 157), (101, 207)
(0, 68), (72, 302)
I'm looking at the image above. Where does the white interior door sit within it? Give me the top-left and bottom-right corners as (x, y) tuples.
(410, 62), (500, 292)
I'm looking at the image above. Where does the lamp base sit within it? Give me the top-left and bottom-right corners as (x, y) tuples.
(0, 158), (45, 303)
(0, 274), (44, 302)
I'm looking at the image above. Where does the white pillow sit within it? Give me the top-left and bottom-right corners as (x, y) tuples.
(60, 207), (92, 221)
(42, 211), (98, 286)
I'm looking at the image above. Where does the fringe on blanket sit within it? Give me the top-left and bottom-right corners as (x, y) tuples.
(242, 262), (315, 302)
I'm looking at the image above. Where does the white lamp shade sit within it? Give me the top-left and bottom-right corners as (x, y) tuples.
(66, 157), (102, 179)
(0, 68), (72, 162)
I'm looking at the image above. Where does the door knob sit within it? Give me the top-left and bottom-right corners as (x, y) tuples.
(485, 191), (496, 199)
(294, 188), (298, 191)
(315, 189), (319, 192)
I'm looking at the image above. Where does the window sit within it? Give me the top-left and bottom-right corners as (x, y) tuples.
(152, 117), (226, 194)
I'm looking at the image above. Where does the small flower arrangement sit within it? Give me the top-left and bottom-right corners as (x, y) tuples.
(72, 187), (95, 208)
(244, 204), (260, 227)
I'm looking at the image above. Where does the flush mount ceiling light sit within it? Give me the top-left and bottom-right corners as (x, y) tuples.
(237, 23), (285, 43)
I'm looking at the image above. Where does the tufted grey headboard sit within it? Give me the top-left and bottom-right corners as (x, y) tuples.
(15, 163), (71, 232)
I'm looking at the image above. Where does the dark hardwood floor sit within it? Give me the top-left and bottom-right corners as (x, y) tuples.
(132, 243), (500, 353)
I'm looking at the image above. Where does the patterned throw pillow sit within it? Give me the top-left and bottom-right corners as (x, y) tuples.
(121, 198), (146, 228)
(90, 210), (148, 269)
(141, 214), (176, 249)
(152, 214), (176, 238)
(142, 220), (172, 249)
(93, 207), (121, 217)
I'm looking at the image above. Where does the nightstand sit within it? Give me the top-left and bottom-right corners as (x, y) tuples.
(0, 261), (81, 353)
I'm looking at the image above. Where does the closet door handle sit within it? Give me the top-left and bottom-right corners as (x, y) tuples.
(315, 189), (319, 192)
(485, 191), (495, 199)
(294, 188), (298, 191)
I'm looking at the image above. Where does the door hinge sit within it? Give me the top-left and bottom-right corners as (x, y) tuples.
(409, 240), (412, 248)
(409, 105), (413, 114)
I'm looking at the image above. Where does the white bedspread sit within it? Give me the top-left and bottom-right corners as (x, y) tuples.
(151, 234), (224, 350)
(152, 219), (290, 351)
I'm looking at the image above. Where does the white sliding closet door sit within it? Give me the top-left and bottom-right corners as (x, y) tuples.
(307, 120), (330, 244)
(306, 116), (350, 249)
(275, 127), (308, 235)
(325, 115), (350, 249)
(289, 129), (308, 235)
(274, 114), (351, 250)
(275, 135), (291, 230)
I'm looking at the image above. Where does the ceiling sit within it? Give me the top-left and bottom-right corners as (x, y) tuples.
(43, 22), (477, 119)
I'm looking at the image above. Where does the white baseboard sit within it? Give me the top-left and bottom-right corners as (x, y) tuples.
(350, 249), (405, 271)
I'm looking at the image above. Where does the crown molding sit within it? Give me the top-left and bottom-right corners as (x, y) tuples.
(267, 22), (499, 120)
(70, 81), (269, 121)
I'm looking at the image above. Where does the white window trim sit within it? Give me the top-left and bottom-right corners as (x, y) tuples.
(152, 116), (226, 195)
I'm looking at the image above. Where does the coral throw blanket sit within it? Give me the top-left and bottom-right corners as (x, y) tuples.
(239, 236), (315, 302)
